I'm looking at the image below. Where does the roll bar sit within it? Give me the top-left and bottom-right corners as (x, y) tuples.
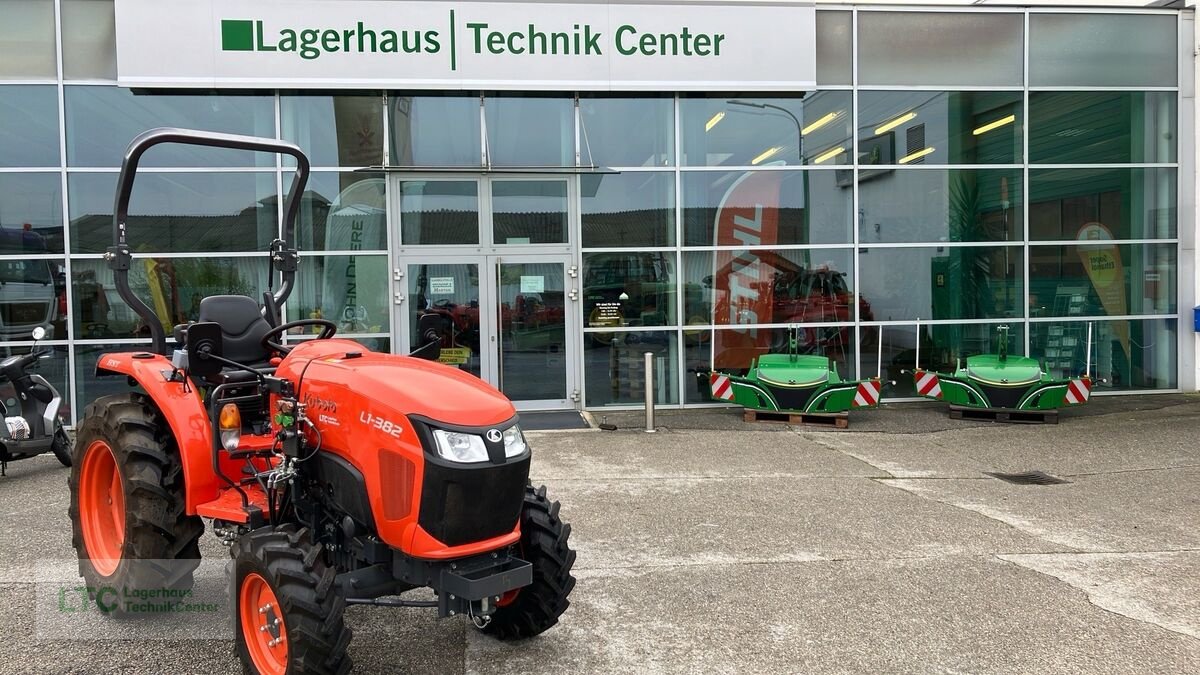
(105, 128), (310, 355)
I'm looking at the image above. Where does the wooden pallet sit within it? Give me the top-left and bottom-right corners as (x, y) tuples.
(743, 408), (849, 428)
(949, 405), (1058, 425)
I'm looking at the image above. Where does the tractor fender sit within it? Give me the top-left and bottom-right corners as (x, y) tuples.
(95, 351), (220, 514)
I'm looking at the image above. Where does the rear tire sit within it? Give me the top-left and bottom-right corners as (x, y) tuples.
(232, 525), (352, 675)
(51, 424), (71, 467)
(68, 393), (203, 614)
(479, 484), (576, 640)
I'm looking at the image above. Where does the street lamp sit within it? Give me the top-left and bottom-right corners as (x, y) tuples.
(727, 99), (805, 164)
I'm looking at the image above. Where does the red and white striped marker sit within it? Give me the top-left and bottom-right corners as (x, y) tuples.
(914, 370), (943, 399)
(710, 373), (734, 401)
(1064, 377), (1091, 405)
(853, 380), (881, 408)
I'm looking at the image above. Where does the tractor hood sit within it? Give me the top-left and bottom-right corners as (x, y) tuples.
(965, 354), (1043, 386)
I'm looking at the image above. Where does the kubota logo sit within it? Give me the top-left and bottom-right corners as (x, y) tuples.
(221, 19), (441, 60)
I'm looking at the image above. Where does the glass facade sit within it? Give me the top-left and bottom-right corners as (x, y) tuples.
(0, 2), (1187, 416)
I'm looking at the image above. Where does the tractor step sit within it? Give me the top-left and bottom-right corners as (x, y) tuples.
(196, 485), (270, 522)
(949, 405), (1059, 425)
(742, 408), (849, 428)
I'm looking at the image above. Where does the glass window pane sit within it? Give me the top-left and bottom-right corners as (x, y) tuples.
(492, 180), (567, 245)
(858, 12), (1023, 87)
(288, 335), (390, 353)
(407, 262), (482, 379)
(583, 252), (677, 330)
(62, 0), (117, 80)
(290, 255), (389, 334)
(858, 91), (1022, 165)
(0, 86), (60, 167)
(1030, 168), (1176, 241)
(581, 172), (674, 248)
(65, 87), (275, 167)
(0, 257), (65, 340)
(0, 173), (63, 253)
(1029, 243), (1175, 318)
(859, 245), (1023, 321)
(579, 96), (673, 168)
(484, 95), (573, 167)
(685, 329), (713, 404)
(1029, 92), (1176, 164)
(1030, 14), (1177, 87)
(399, 180), (478, 246)
(584, 331), (679, 407)
(715, 324), (855, 380)
(682, 170), (851, 246)
(0, 345), (69, 419)
(681, 93), (851, 167)
(1030, 318), (1176, 390)
(71, 257), (268, 340)
(68, 172), (277, 254)
(864, 322), (1024, 398)
(498, 261), (568, 401)
(860, 169), (1022, 243)
(390, 95), (480, 167)
(281, 93), (383, 167)
(0, 0), (55, 78)
(292, 172), (386, 252)
(816, 11), (852, 86)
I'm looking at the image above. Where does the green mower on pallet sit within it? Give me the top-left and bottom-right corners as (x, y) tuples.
(911, 322), (1094, 417)
(708, 326), (884, 416)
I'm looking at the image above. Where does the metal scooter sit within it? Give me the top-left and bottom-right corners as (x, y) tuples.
(0, 326), (71, 475)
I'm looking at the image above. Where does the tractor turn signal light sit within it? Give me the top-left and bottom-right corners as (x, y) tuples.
(219, 403), (242, 451)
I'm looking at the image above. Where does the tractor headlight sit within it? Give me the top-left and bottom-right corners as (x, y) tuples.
(432, 429), (489, 464)
(502, 425), (528, 458)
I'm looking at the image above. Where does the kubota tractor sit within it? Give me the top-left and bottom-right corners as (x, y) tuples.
(67, 129), (576, 674)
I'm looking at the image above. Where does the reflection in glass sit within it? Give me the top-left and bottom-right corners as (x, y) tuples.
(399, 180), (478, 246)
(0, 345), (69, 419)
(681, 170), (851, 246)
(583, 252), (677, 331)
(1029, 243), (1175, 317)
(288, 335), (390, 353)
(293, 172), (386, 252)
(290, 255), (388, 334)
(684, 329), (713, 404)
(859, 169), (1022, 243)
(584, 330), (678, 407)
(858, 12), (1023, 87)
(492, 180), (568, 245)
(281, 93), (383, 167)
(71, 258), (268, 339)
(1029, 168), (1176, 241)
(0, 258), (65, 341)
(409, 262), (482, 379)
(485, 95), (574, 167)
(65, 87), (275, 167)
(68, 172), (278, 254)
(1030, 319), (1176, 390)
(1030, 14), (1177, 87)
(391, 95), (481, 166)
(581, 172), (674, 248)
(859, 246), (1023, 321)
(62, 0), (117, 80)
(0, 173), (63, 253)
(681, 93), (851, 167)
(0, 86), (60, 167)
(0, 0), (56, 78)
(1029, 92), (1176, 164)
(857, 91), (1022, 165)
(862, 322), (1024, 398)
(498, 262), (567, 401)
(579, 96), (674, 167)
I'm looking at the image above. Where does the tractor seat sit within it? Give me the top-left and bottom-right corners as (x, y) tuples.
(196, 295), (275, 379)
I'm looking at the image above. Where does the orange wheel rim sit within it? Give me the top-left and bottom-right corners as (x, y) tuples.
(495, 589), (520, 607)
(240, 572), (288, 675)
(79, 440), (124, 577)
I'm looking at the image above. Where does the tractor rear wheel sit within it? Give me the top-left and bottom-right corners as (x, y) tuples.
(232, 524), (352, 675)
(478, 484), (576, 640)
(68, 393), (203, 613)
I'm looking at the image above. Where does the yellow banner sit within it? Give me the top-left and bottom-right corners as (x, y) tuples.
(1076, 222), (1129, 358)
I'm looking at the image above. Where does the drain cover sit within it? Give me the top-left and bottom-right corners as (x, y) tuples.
(984, 470), (1071, 485)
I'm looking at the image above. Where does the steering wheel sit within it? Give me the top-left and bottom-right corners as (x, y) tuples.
(261, 319), (337, 355)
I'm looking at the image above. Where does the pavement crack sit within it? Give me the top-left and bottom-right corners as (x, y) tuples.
(798, 431), (896, 478)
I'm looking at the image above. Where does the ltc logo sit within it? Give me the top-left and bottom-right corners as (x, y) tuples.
(486, 429), (502, 443)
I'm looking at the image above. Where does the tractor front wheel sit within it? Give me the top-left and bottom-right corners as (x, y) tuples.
(50, 423), (71, 467)
(232, 525), (352, 675)
(478, 484), (576, 640)
(68, 393), (203, 613)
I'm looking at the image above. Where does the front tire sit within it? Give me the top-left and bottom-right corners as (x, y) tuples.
(51, 424), (71, 467)
(479, 485), (576, 640)
(232, 525), (352, 675)
(68, 393), (203, 614)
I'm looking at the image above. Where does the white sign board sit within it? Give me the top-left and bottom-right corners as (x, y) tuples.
(114, 0), (816, 91)
(430, 277), (455, 295)
(520, 275), (545, 293)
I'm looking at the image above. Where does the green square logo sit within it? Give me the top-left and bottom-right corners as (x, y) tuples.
(221, 20), (254, 51)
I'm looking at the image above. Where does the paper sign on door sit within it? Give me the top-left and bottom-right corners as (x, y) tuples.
(430, 277), (454, 295)
(520, 276), (545, 293)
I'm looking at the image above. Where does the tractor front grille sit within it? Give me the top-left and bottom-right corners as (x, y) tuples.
(418, 453), (530, 547)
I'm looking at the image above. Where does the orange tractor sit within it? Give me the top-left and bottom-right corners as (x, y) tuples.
(68, 129), (575, 674)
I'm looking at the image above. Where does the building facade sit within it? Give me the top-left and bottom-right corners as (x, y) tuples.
(0, 0), (1192, 417)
